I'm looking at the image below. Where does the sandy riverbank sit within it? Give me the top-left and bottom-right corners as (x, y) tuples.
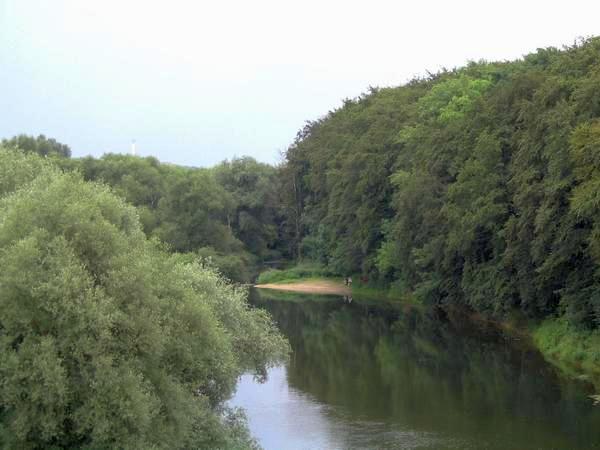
(254, 280), (351, 296)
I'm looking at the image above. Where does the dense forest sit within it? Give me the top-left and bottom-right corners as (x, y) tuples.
(55, 154), (287, 283)
(2, 36), (600, 447)
(1, 136), (288, 284)
(282, 37), (600, 333)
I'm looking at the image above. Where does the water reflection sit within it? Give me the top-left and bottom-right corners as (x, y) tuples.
(230, 291), (600, 449)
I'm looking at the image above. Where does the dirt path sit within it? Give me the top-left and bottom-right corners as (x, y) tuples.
(254, 280), (351, 296)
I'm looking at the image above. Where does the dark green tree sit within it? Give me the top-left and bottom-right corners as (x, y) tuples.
(2, 134), (71, 158)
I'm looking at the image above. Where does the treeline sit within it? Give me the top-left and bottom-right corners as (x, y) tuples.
(16, 152), (287, 283)
(2, 134), (71, 158)
(282, 37), (600, 329)
(2, 136), (294, 284)
(60, 155), (290, 283)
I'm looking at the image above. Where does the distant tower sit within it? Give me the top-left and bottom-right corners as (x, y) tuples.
(131, 139), (136, 156)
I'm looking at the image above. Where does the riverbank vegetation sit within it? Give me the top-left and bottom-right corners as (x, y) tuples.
(533, 319), (600, 387)
(283, 37), (600, 324)
(255, 263), (335, 284)
(0, 149), (288, 448)
(277, 37), (600, 383)
(52, 153), (287, 284)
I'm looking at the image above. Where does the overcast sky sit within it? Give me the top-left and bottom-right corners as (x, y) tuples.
(1, 0), (598, 166)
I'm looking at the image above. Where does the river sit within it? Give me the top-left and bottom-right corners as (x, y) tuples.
(229, 289), (600, 450)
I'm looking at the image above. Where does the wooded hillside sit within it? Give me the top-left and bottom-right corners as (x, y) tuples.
(283, 37), (600, 328)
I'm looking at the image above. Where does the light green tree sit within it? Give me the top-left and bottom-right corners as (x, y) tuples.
(0, 149), (288, 449)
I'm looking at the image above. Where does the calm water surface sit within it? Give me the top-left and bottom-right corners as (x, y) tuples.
(229, 290), (600, 450)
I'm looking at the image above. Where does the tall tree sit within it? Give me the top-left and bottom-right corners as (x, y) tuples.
(2, 134), (71, 158)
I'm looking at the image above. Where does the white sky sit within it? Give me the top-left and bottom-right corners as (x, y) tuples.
(1, 0), (599, 166)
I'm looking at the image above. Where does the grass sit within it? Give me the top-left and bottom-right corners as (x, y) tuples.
(256, 263), (337, 284)
(533, 318), (600, 390)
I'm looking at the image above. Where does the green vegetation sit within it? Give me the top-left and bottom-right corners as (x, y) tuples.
(0, 149), (288, 449)
(533, 319), (600, 388)
(53, 153), (289, 283)
(256, 263), (335, 284)
(1, 134), (71, 158)
(281, 38), (600, 327)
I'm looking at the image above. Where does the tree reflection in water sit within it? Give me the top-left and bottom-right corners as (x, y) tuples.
(249, 289), (600, 450)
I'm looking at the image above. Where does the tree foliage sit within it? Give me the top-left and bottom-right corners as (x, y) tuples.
(0, 149), (288, 449)
(1, 134), (71, 158)
(280, 37), (600, 328)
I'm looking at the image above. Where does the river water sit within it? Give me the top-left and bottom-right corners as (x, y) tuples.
(229, 290), (600, 450)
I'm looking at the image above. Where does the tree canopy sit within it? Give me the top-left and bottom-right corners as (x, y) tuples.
(1, 134), (71, 158)
(280, 37), (600, 328)
(0, 148), (288, 449)
(50, 154), (288, 283)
